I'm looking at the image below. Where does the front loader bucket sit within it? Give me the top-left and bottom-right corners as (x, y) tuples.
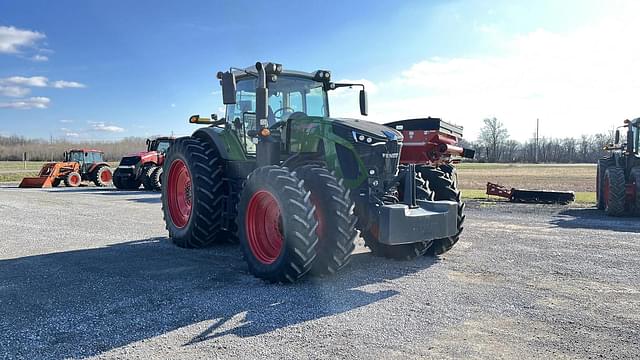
(19, 177), (53, 188)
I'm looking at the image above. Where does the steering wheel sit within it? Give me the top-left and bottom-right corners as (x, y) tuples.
(273, 106), (295, 120)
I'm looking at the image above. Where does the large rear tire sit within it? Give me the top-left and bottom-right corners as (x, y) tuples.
(162, 137), (225, 248)
(419, 165), (465, 256)
(295, 165), (357, 275)
(597, 158), (615, 210)
(92, 166), (112, 187)
(631, 167), (640, 216)
(604, 166), (626, 216)
(238, 165), (319, 283)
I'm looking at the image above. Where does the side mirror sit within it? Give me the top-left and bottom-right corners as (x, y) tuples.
(615, 129), (620, 144)
(218, 71), (237, 105)
(359, 89), (368, 116)
(146, 139), (150, 146)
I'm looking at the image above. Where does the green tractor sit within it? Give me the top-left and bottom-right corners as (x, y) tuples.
(162, 62), (464, 282)
(596, 118), (640, 216)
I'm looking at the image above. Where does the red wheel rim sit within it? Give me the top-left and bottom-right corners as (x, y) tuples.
(246, 190), (283, 264)
(167, 160), (192, 228)
(604, 175), (610, 206)
(101, 169), (112, 183)
(70, 174), (81, 186)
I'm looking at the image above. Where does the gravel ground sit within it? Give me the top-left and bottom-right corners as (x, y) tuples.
(0, 186), (639, 359)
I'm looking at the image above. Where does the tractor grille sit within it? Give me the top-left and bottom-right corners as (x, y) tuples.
(120, 156), (140, 166)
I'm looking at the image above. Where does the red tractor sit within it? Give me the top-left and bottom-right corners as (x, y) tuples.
(385, 117), (475, 255)
(19, 149), (112, 188)
(113, 137), (175, 191)
(597, 118), (640, 216)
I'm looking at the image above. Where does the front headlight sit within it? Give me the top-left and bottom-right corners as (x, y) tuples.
(351, 130), (386, 145)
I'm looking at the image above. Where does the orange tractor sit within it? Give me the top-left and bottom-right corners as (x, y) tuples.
(19, 149), (113, 188)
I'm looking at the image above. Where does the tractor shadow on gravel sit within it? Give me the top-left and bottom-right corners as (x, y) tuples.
(0, 237), (437, 358)
(549, 208), (640, 233)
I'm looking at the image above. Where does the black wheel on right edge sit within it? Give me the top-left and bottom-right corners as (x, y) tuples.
(604, 166), (626, 217)
(238, 165), (319, 283)
(596, 158), (615, 210)
(295, 165), (357, 275)
(418, 165), (465, 256)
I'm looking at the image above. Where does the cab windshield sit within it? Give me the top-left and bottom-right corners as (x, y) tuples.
(155, 141), (171, 153)
(225, 75), (328, 127)
(68, 151), (84, 162)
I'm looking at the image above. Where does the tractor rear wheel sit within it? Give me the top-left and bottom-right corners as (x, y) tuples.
(92, 166), (112, 187)
(597, 158), (615, 210)
(162, 137), (225, 248)
(631, 167), (640, 216)
(295, 165), (357, 276)
(238, 165), (319, 282)
(142, 166), (156, 191)
(150, 166), (163, 191)
(604, 166), (626, 216)
(64, 172), (81, 187)
(419, 165), (465, 256)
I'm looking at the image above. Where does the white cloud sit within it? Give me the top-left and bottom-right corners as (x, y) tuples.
(31, 54), (48, 62)
(0, 85), (30, 97)
(51, 80), (86, 89)
(0, 76), (86, 89)
(170, 103), (176, 108)
(59, 119), (73, 123)
(1, 76), (48, 87)
(0, 26), (45, 54)
(65, 132), (79, 137)
(0, 97), (50, 109)
(89, 121), (125, 133)
(330, 2), (640, 141)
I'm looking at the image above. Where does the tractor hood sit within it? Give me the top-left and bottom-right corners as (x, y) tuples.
(331, 118), (403, 142)
(125, 151), (156, 158)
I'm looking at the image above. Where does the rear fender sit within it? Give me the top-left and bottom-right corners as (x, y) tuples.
(88, 162), (109, 174)
(192, 126), (247, 161)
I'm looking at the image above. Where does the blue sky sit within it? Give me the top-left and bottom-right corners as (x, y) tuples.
(0, 0), (637, 141)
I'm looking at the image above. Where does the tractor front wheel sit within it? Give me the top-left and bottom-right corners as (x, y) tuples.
(142, 166), (157, 191)
(92, 166), (112, 187)
(64, 172), (81, 187)
(604, 166), (626, 216)
(597, 158), (615, 210)
(419, 165), (465, 256)
(162, 137), (225, 248)
(150, 166), (163, 191)
(238, 165), (319, 282)
(295, 165), (357, 275)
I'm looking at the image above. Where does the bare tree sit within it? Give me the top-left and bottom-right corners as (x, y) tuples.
(478, 117), (509, 162)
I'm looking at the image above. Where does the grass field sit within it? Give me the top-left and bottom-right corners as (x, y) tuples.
(0, 161), (597, 204)
(457, 163), (596, 204)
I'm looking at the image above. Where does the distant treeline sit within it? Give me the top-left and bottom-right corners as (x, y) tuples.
(0, 136), (147, 161)
(468, 117), (613, 163)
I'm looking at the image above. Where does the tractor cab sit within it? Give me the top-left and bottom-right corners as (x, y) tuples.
(65, 149), (105, 174)
(220, 64), (367, 155)
(147, 137), (175, 154)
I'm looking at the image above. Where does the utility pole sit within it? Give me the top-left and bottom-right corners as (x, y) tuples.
(535, 118), (539, 163)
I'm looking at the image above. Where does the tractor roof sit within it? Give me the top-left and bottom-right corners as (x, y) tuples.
(148, 136), (175, 141)
(231, 64), (328, 82)
(632, 118), (640, 126)
(69, 148), (104, 153)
